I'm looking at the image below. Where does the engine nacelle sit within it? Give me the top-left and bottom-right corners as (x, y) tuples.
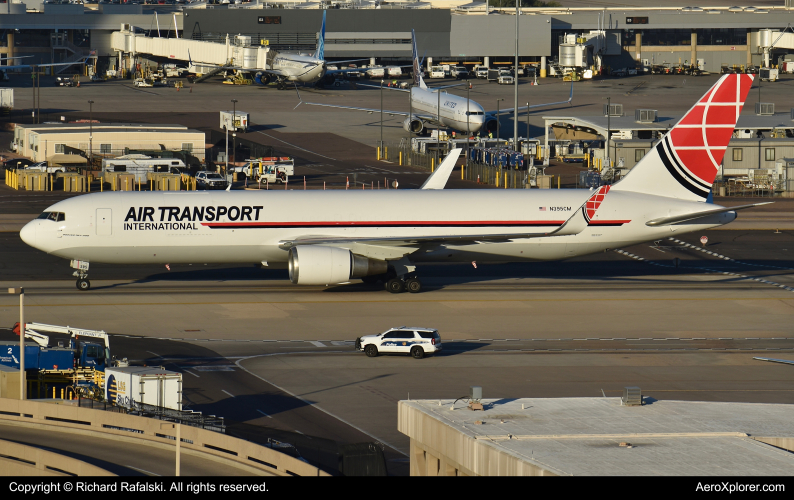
(402, 118), (424, 134)
(484, 118), (498, 134)
(288, 246), (388, 285)
(255, 71), (271, 85)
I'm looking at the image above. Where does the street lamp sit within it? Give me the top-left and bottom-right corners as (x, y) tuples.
(228, 99), (238, 177)
(8, 287), (24, 400)
(437, 86), (442, 168)
(380, 79), (384, 155)
(513, 0), (520, 152)
(606, 96), (611, 171)
(232, 132), (237, 166)
(496, 98), (504, 140)
(466, 80), (470, 174)
(88, 100), (94, 167)
(160, 422), (181, 476)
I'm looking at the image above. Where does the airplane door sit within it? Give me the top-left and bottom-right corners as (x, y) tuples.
(96, 209), (112, 236)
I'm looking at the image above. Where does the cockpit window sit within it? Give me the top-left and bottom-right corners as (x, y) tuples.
(37, 212), (65, 222)
(466, 111), (484, 116)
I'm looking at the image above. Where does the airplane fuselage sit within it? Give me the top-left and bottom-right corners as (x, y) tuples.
(20, 190), (734, 266)
(410, 87), (486, 134)
(272, 54), (325, 83)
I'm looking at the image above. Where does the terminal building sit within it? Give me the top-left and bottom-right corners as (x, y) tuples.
(3, 2), (794, 75)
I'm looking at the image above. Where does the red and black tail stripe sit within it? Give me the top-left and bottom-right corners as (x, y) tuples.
(657, 136), (711, 200)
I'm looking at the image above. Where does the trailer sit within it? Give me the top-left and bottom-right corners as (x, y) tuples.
(105, 366), (182, 411)
(0, 88), (13, 112)
(220, 110), (249, 132)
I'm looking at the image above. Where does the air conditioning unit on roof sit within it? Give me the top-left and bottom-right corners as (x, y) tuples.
(603, 104), (623, 117)
(756, 102), (774, 116)
(634, 109), (657, 123)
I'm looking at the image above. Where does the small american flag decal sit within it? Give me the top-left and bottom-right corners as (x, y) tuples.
(539, 207), (546, 211)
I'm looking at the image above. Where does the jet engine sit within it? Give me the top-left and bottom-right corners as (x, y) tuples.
(402, 118), (424, 134)
(288, 246), (388, 285)
(255, 72), (271, 85)
(484, 118), (499, 134)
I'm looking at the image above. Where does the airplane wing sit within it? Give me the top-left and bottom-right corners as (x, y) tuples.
(1, 58), (89, 71)
(489, 82), (573, 115)
(753, 357), (794, 366)
(645, 202), (772, 226)
(293, 84), (435, 119)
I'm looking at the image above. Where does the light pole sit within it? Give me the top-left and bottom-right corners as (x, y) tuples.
(88, 100), (94, 167)
(160, 422), (181, 476)
(437, 86), (442, 168)
(380, 79), (384, 155)
(466, 81), (470, 173)
(228, 99), (237, 177)
(496, 98), (504, 140)
(513, 0), (519, 151)
(8, 287), (24, 400)
(232, 132), (237, 167)
(606, 96), (612, 170)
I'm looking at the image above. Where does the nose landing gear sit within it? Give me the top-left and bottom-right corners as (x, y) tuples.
(70, 259), (91, 291)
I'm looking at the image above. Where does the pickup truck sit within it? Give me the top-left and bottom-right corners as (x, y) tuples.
(450, 66), (469, 79)
(22, 161), (67, 174)
(474, 66), (489, 79)
(497, 70), (514, 85)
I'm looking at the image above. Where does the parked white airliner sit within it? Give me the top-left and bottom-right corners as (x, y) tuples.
(297, 29), (573, 135)
(20, 73), (766, 293)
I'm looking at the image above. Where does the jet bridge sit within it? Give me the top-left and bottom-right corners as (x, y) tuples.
(110, 24), (270, 73)
(755, 28), (794, 68)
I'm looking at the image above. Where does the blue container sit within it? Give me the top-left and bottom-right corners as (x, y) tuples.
(0, 342), (41, 370)
(38, 348), (75, 371)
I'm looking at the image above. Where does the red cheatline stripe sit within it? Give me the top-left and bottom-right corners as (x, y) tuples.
(588, 220), (631, 225)
(201, 220), (566, 228)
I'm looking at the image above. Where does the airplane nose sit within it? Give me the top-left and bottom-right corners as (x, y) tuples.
(19, 221), (36, 248)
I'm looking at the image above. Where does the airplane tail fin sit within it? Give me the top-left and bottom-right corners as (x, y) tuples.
(315, 11), (326, 61)
(411, 30), (427, 90)
(612, 73), (753, 202)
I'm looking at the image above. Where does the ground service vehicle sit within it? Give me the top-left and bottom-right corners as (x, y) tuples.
(10, 322), (113, 371)
(23, 161), (66, 174)
(497, 70), (514, 85)
(474, 66), (489, 78)
(451, 66), (469, 79)
(220, 110), (249, 132)
(430, 66), (445, 79)
(366, 67), (385, 79)
(235, 157), (294, 183)
(105, 366), (182, 411)
(760, 67), (779, 82)
(356, 327), (442, 359)
(487, 69), (501, 82)
(196, 170), (228, 189)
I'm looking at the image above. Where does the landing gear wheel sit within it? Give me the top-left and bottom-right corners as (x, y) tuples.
(411, 346), (424, 359)
(386, 278), (405, 294)
(76, 278), (91, 291)
(364, 344), (378, 357)
(405, 278), (422, 293)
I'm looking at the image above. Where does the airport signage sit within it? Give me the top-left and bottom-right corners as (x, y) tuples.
(258, 16), (281, 24)
(626, 17), (649, 24)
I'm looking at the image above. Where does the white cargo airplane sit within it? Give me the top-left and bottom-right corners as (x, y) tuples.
(21, 73), (767, 293)
(296, 29), (573, 135)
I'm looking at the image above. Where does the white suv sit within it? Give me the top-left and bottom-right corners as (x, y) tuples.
(356, 327), (441, 359)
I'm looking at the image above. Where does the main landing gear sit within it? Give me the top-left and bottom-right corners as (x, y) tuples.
(361, 273), (423, 293)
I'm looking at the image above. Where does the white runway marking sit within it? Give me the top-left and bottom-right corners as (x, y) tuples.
(309, 341), (326, 347)
(184, 370), (200, 378)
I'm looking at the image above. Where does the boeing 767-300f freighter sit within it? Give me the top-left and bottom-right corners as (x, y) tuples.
(21, 73), (768, 292)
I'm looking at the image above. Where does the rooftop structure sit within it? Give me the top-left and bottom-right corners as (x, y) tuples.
(398, 397), (794, 476)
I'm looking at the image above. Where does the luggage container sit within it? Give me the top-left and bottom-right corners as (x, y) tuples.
(220, 110), (249, 132)
(0, 341), (74, 370)
(105, 366), (182, 411)
(0, 88), (13, 112)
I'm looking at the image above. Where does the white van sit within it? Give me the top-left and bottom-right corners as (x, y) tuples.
(429, 66), (445, 79)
